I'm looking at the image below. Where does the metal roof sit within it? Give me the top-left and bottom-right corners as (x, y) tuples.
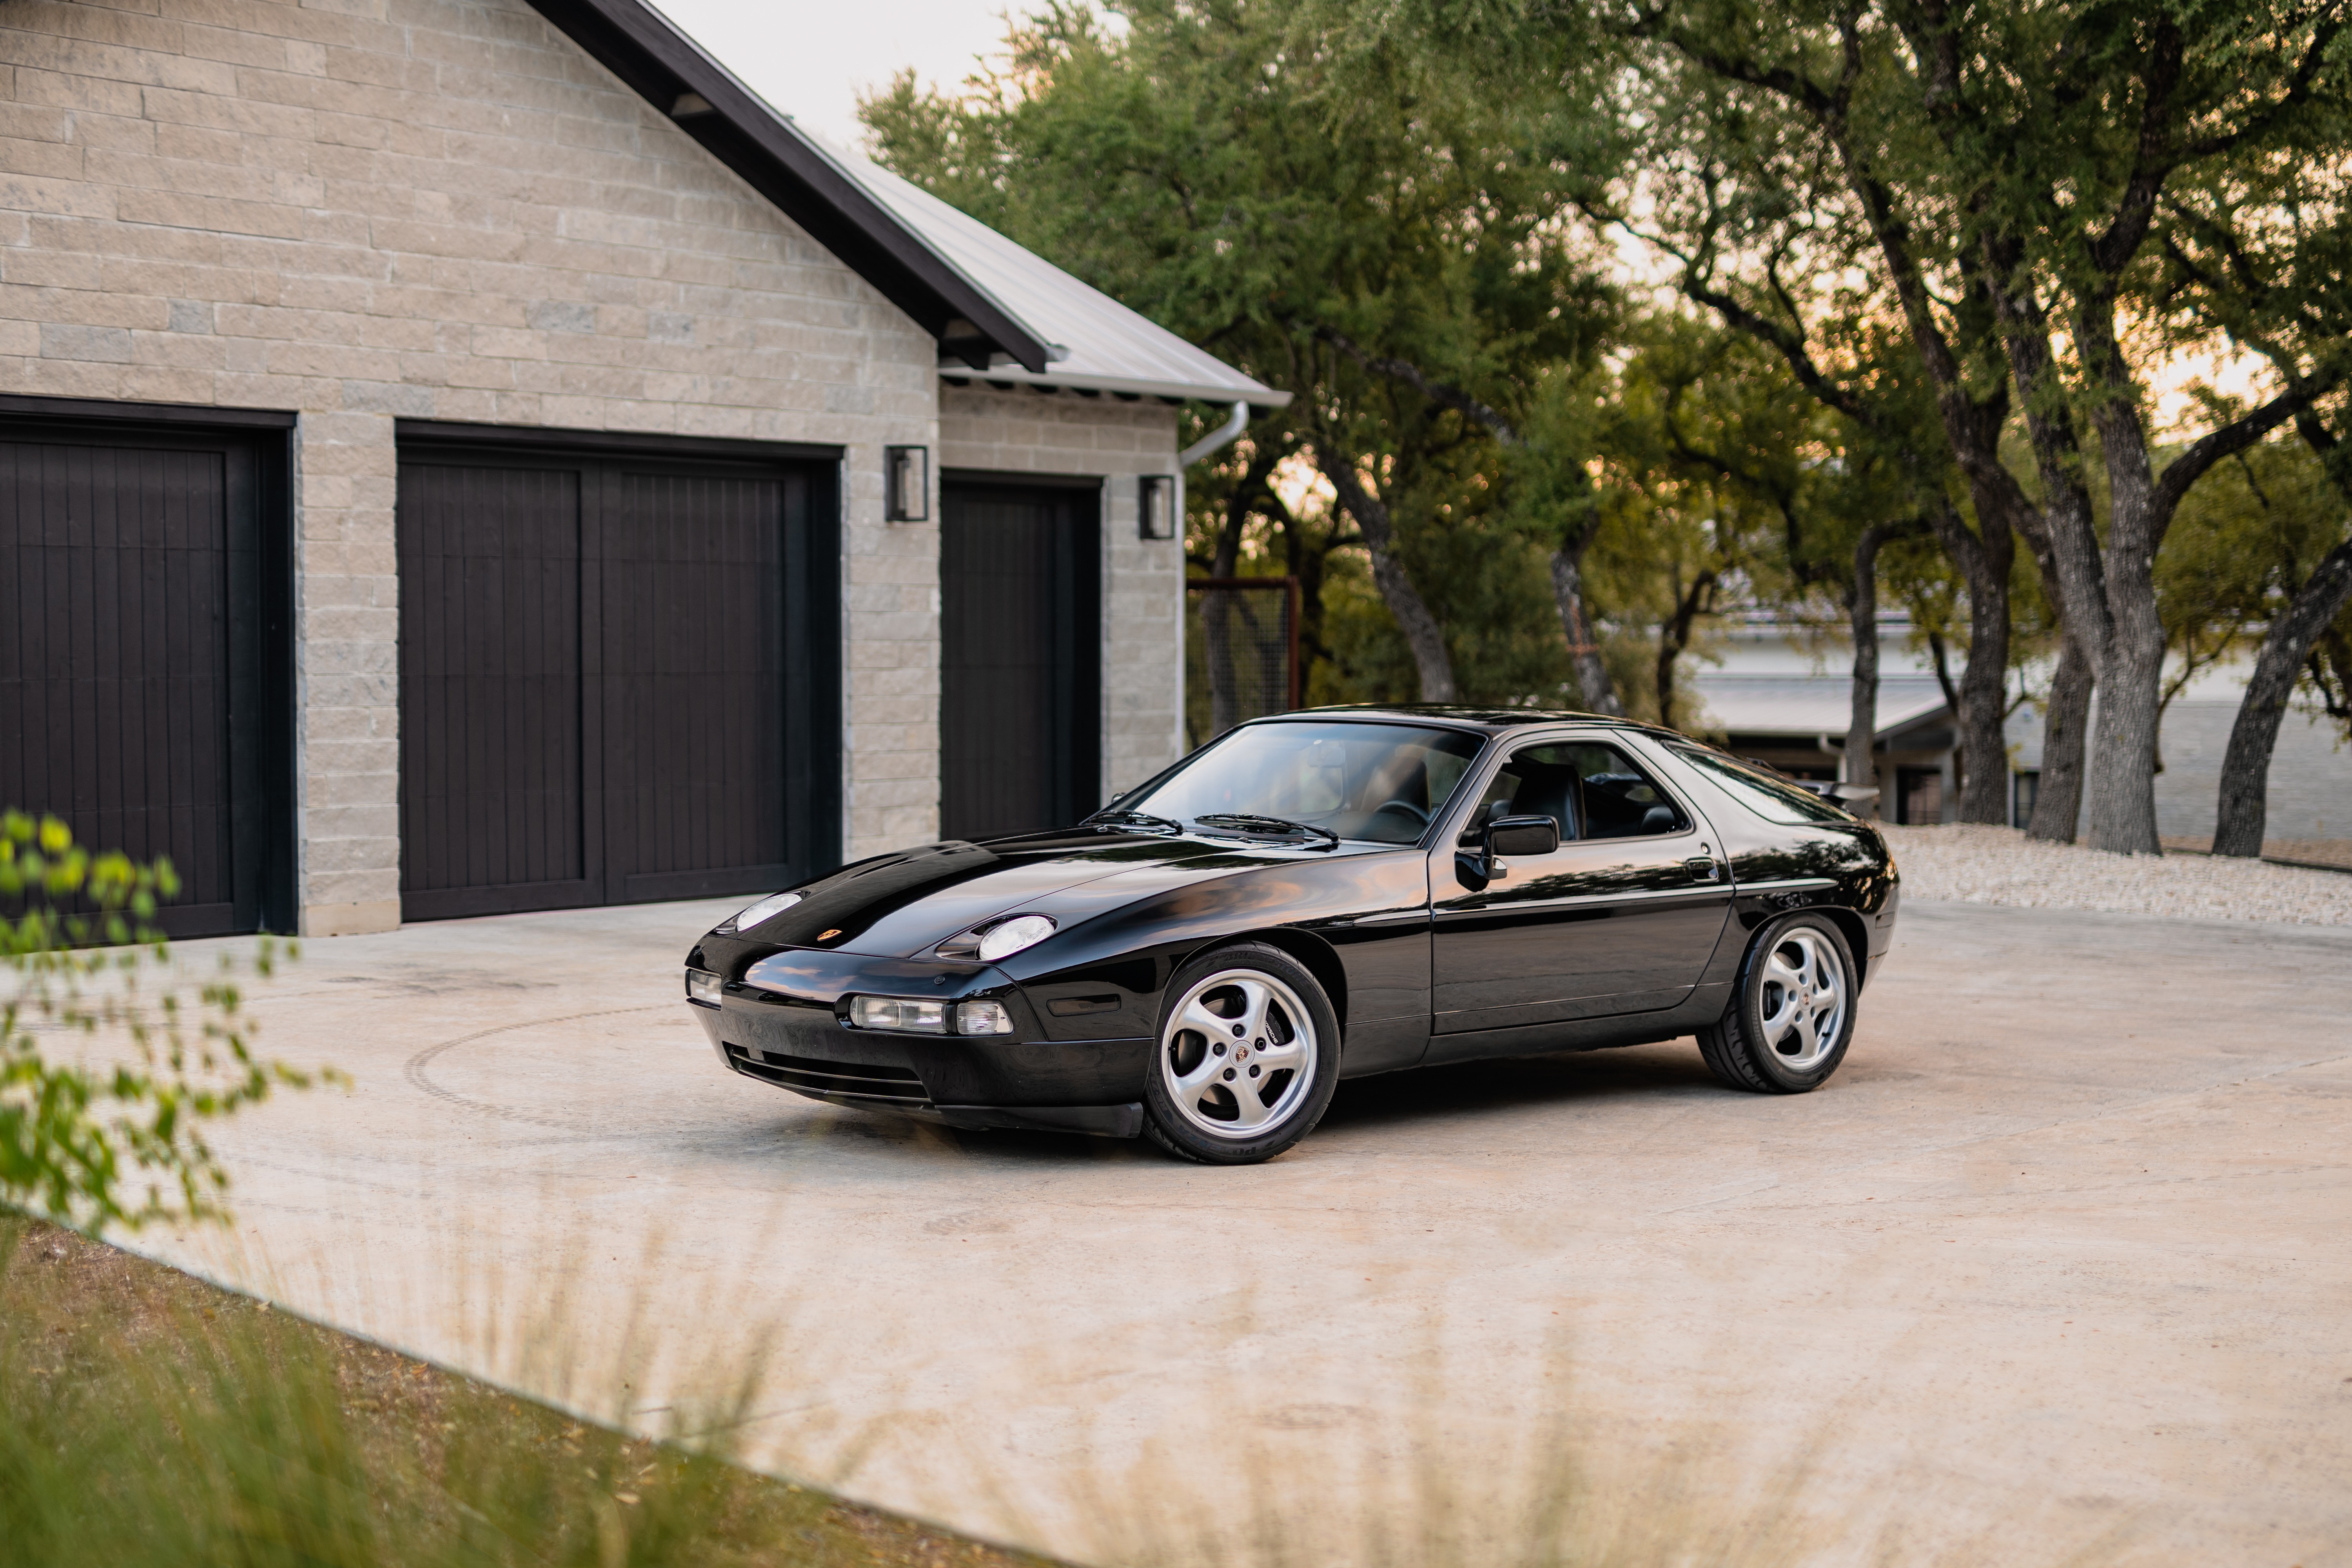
(1688, 675), (1950, 739)
(823, 149), (1291, 408)
(524, 0), (1284, 406)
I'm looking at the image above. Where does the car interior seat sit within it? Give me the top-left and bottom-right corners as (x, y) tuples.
(1505, 760), (1584, 842)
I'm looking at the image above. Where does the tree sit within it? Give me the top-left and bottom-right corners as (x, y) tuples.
(2152, 429), (2352, 852)
(1586, 0), (2352, 852)
(863, 0), (1621, 704)
(2, 812), (328, 1232)
(2152, 130), (2352, 854)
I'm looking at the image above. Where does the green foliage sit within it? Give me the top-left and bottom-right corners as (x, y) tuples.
(0, 810), (326, 1233)
(864, 0), (1626, 700)
(872, 0), (2352, 760)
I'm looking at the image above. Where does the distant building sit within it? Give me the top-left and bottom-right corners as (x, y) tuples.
(1684, 615), (2347, 839)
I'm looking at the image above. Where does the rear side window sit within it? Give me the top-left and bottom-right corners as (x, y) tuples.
(1671, 746), (1855, 826)
(1467, 740), (1691, 842)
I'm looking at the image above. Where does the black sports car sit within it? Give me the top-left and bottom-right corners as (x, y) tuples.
(683, 708), (1900, 1164)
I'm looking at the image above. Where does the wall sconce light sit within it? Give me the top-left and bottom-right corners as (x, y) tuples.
(1138, 474), (1176, 540)
(885, 445), (929, 522)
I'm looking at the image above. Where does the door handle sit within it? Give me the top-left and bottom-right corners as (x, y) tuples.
(1684, 855), (1723, 882)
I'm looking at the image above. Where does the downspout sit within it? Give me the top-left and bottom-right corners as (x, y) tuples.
(1170, 401), (1252, 763)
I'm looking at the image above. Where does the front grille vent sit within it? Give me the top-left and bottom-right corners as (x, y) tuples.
(724, 1044), (931, 1107)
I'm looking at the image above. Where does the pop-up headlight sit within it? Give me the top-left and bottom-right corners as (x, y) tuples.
(727, 890), (803, 932)
(977, 914), (1056, 962)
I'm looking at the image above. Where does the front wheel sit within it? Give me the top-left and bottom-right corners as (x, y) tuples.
(1697, 913), (1857, 1094)
(1143, 943), (1341, 1165)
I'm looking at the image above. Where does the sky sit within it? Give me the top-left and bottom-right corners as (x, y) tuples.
(646, 0), (1017, 150)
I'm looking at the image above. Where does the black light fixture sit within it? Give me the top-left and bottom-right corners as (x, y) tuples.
(1138, 474), (1176, 539)
(885, 445), (929, 522)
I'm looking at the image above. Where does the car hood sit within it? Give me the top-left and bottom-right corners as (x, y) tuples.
(736, 829), (1357, 958)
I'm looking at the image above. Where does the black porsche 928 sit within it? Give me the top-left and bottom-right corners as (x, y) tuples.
(683, 708), (1900, 1165)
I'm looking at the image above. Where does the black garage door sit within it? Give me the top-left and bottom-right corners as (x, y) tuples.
(939, 476), (1100, 840)
(395, 429), (838, 921)
(0, 405), (294, 936)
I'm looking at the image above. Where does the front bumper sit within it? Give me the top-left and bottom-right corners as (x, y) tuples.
(689, 946), (1150, 1136)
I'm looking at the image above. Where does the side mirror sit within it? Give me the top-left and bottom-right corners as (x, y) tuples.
(1457, 814), (1559, 889)
(1486, 815), (1561, 858)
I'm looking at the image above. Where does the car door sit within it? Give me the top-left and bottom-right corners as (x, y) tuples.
(1425, 731), (1732, 1044)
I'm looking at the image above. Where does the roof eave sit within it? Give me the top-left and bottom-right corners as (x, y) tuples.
(939, 365), (1293, 409)
(523, 0), (1054, 372)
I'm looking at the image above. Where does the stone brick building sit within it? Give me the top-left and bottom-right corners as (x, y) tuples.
(0, 0), (1283, 936)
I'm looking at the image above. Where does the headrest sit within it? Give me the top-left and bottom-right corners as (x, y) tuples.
(1507, 760), (1583, 842)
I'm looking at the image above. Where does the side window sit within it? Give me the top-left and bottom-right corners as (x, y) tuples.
(1463, 740), (1691, 843)
(1670, 745), (1855, 826)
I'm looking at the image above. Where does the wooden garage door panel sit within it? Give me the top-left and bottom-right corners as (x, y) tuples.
(396, 462), (587, 909)
(397, 446), (832, 920)
(600, 469), (792, 891)
(940, 482), (1100, 842)
(0, 436), (252, 936)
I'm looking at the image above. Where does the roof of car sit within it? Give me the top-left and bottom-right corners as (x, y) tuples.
(1244, 705), (1694, 742)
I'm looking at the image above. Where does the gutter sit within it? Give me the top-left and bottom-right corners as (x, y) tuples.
(1169, 400), (1257, 764)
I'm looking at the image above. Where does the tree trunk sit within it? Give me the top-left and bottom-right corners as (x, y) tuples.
(2212, 539), (2352, 856)
(1654, 569), (1717, 730)
(1315, 446), (1456, 702)
(1924, 505), (2015, 825)
(2081, 569), (2166, 853)
(1843, 525), (1889, 817)
(2024, 542), (2091, 843)
(2029, 629), (2094, 843)
(2069, 300), (2169, 855)
(1549, 543), (1621, 716)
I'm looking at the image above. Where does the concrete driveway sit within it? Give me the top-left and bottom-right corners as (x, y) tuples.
(138, 898), (2350, 1566)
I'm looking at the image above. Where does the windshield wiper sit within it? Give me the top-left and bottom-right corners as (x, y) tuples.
(1083, 808), (1185, 835)
(1192, 813), (1341, 849)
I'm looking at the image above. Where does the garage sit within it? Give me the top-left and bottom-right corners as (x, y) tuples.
(0, 403), (295, 937)
(938, 475), (1101, 840)
(394, 425), (839, 922)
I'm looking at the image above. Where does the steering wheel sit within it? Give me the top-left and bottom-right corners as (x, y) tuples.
(1373, 799), (1431, 827)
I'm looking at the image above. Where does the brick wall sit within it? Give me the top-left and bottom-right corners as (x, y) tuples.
(0, 0), (942, 933)
(937, 382), (1184, 806)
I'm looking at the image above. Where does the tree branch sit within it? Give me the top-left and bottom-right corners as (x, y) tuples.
(2152, 371), (2347, 523)
(1319, 329), (1517, 445)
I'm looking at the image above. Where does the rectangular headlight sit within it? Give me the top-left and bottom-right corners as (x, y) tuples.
(685, 968), (723, 1007)
(956, 999), (1013, 1036)
(848, 995), (948, 1033)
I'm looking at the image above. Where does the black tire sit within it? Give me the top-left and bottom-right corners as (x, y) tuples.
(1142, 942), (1341, 1165)
(1697, 913), (1858, 1094)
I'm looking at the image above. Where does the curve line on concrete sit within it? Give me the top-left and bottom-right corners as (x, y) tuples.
(403, 1005), (675, 1132)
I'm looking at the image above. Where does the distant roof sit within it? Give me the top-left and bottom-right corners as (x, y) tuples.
(524, 0), (1285, 406)
(1689, 675), (1949, 739)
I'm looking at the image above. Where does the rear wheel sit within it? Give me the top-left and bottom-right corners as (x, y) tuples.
(1697, 914), (1857, 1094)
(1143, 943), (1340, 1164)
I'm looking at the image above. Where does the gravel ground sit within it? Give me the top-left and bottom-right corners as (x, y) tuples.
(1879, 823), (2352, 927)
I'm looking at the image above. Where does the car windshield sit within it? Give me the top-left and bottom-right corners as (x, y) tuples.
(1118, 722), (1486, 845)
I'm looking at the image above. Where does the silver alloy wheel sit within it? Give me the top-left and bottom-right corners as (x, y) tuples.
(1755, 927), (1848, 1070)
(1158, 968), (1319, 1140)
